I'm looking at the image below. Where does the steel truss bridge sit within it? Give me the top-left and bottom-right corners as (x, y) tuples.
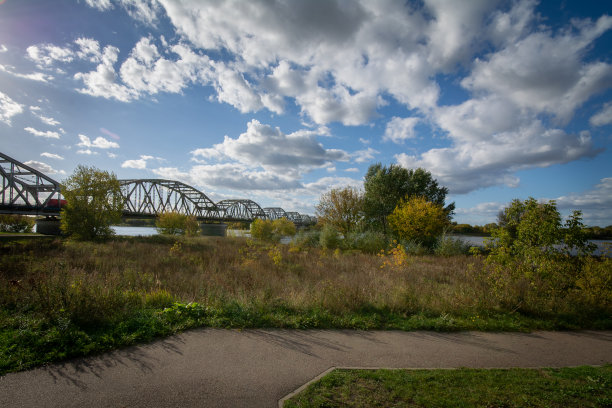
(0, 152), (315, 226)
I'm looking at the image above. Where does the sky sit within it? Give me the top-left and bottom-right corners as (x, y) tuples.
(0, 0), (611, 226)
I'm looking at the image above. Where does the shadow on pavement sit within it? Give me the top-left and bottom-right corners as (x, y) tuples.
(40, 335), (186, 389)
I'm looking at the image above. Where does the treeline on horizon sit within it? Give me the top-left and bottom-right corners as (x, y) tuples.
(449, 222), (612, 240)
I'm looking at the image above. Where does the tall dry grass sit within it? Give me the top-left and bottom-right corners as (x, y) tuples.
(1, 237), (487, 321)
(1, 235), (608, 329)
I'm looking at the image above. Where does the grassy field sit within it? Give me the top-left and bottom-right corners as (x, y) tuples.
(0, 235), (610, 374)
(283, 366), (612, 407)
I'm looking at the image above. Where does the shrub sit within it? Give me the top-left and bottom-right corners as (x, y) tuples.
(344, 230), (388, 254)
(250, 218), (275, 241)
(434, 234), (471, 256)
(291, 229), (321, 249)
(402, 239), (430, 256)
(183, 215), (200, 237)
(272, 217), (297, 237)
(483, 198), (599, 314)
(156, 212), (199, 236)
(250, 217), (297, 242)
(319, 224), (341, 249)
(0, 214), (34, 233)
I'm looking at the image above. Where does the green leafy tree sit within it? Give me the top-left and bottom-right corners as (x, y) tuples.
(388, 196), (448, 247)
(485, 198), (597, 312)
(363, 164), (454, 234)
(315, 186), (364, 235)
(490, 198), (595, 258)
(156, 212), (200, 236)
(60, 165), (122, 241)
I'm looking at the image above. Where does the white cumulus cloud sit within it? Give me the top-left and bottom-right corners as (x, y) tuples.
(24, 160), (65, 175)
(191, 119), (348, 178)
(590, 102), (612, 126)
(77, 134), (120, 149)
(0, 92), (24, 125)
(384, 117), (420, 143)
(24, 127), (61, 139)
(40, 152), (64, 160)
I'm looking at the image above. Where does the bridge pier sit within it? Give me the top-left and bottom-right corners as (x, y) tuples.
(35, 217), (62, 235)
(200, 223), (227, 237)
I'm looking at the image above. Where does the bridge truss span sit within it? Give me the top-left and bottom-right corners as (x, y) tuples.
(263, 207), (287, 220)
(217, 199), (267, 221)
(0, 152), (62, 215)
(119, 179), (221, 219)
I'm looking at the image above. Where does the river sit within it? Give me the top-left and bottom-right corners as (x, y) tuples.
(449, 235), (611, 257)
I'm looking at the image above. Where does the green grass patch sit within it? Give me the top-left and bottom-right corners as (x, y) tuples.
(284, 366), (612, 408)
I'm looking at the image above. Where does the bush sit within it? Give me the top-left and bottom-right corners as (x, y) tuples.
(319, 224), (341, 249)
(272, 217), (297, 237)
(183, 215), (200, 237)
(250, 217), (297, 242)
(0, 214), (34, 233)
(291, 229), (321, 249)
(156, 212), (199, 236)
(250, 218), (275, 241)
(344, 230), (388, 254)
(402, 239), (430, 256)
(483, 198), (599, 314)
(434, 234), (471, 256)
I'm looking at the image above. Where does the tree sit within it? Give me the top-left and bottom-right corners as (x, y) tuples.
(388, 196), (448, 247)
(363, 164), (454, 234)
(250, 219), (275, 241)
(272, 217), (296, 237)
(250, 217), (297, 242)
(490, 197), (595, 259)
(60, 165), (122, 240)
(315, 186), (364, 235)
(156, 212), (200, 236)
(484, 198), (597, 310)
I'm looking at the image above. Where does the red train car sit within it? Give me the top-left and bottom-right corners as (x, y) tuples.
(45, 198), (67, 208)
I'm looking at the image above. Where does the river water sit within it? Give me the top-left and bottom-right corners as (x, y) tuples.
(449, 235), (611, 257)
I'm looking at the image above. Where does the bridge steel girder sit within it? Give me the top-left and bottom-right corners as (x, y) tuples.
(300, 215), (313, 225)
(0, 152), (62, 215)
(217, 199), (267, 222)
(285, 211), (303, 225)
(119, 179), (221, 220)
(263, 207), (288, 221)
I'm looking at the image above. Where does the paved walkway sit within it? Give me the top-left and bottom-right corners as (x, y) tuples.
(1, 329), (610, 408)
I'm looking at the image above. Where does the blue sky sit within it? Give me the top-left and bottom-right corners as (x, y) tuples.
(1, 0), (611, 226)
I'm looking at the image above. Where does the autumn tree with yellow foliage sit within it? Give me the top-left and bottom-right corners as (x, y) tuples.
(388, 196), (448, 247)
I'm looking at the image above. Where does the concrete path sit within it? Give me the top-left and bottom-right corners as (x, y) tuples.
(1, 329), (610, 408)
